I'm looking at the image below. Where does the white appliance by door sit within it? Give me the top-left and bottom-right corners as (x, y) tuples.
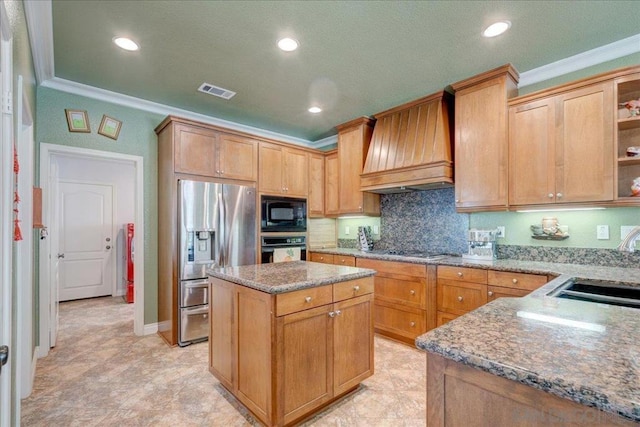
(56, 182), (114, 302)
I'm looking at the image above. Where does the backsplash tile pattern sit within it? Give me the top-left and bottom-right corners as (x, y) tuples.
(375, 188), (469, 254)
(497, 245), (640, 268)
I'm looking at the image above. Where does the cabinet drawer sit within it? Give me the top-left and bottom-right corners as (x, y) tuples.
(437, 279), (487, 315)
(374, 302), (426, 339)
(333, 277), (374, 302)
(487, 270), (547, 291)
(488, 286), (530, 301)
(276, 285), (333, 317)
(334, 255), (356, 267)
(356, 258), (426, 280)
(436, 311), (459, 327)
(310, 252), (334, 264)
(374, 276), (426, 309)
(437, 266), (487, 283)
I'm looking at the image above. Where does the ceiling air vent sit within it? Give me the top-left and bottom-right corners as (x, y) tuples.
(197, 82), (236, 100)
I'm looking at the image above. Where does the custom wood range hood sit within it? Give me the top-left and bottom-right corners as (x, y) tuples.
(360, 91), (454, 193)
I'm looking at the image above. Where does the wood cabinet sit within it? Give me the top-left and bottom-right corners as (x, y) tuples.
(426, 353), (636, 427)
(509, 81), (614, 207)
(356, 257), (435, 344)
(615, 70), (640, 203)
(209, 277), (374, 427)
(309, 252), (356, 267)
(452, 65), (519, 212)
(335, 118), (380, 216)
(217, 133), (259, 181)
(324, 150), (339, 216)
(308, 153), (325, 217)
(437, 266), (546, 325)
(259, 142), (309, 197)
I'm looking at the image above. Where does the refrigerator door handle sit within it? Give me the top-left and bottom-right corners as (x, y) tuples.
(217, 191), (225, 267)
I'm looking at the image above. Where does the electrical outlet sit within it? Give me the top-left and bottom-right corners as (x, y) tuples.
(373, 225), (379, 235)
(596, 225), (609, 240)
(496, 226), (505, 238)
(344, 226), (350, 235)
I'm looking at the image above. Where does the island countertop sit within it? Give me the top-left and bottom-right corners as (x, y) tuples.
(207, 260), (376, 294)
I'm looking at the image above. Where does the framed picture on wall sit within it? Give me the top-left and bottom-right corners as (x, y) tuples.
(64, 109), (91, 133)
(98, 115), (122, 140)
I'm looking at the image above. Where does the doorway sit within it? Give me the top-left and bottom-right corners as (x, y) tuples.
(39, 144), (145, 357)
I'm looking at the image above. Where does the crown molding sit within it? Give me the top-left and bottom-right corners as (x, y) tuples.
(519, 33), (640, 88)
(23, 0), (54, 84)
(42, 77), (316, 147)
(307, 134), (338, 149)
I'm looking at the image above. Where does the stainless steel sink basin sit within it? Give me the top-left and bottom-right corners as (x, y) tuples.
(548, 279), (640, 309)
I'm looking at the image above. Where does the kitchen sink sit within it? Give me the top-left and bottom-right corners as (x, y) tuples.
(548, 279), (640, 309)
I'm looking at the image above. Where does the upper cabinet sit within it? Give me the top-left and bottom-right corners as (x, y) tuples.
(452, 65), (519, 212)
(324, 150), (340, 216)
(336, 117), (380, 216)
(509, 81), (614, 207)
(308, 152), (325, 217)
(615, 71), (640, 203)
(259, 142), (309, 197)
(157, 117), (258, 181)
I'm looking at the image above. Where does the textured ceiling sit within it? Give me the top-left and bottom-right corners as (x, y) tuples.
(51, 1), (640, 141)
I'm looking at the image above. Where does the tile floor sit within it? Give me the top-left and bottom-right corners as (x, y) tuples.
(21, 297), (426, 426)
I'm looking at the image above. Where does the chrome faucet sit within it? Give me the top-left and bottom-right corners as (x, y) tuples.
(618, 226), (640, 252)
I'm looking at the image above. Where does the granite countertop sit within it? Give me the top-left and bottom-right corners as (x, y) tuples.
(207, 260), (376, 294)
(313, 247), (640, 421)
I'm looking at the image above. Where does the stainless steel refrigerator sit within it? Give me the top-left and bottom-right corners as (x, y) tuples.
(178, 179), (256, 346)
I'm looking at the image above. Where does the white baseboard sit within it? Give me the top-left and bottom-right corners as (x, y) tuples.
(36, 344), (48, 359)
(143, 322), (159, 335)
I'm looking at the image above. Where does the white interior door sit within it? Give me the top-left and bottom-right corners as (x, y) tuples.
(56, 182), (114, 301)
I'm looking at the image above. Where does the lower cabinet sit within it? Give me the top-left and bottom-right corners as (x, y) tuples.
(309, 252), (356, 267)
(209, 277), (374, 427)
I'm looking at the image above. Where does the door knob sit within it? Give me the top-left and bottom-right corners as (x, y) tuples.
(57, 253), (65, 259)
(106, 237), (111, 242)
(106, 246), (111, 250)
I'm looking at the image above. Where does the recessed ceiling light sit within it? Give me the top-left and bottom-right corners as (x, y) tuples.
(308, 106), (322, 114)
(482, 21), (511, 38)
(277, 37), (299, 52)
(113, 37), (139, 51)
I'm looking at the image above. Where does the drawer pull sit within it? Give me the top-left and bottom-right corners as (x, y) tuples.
(457, 296), (463, 302)
(353, 285), (360, 291)
(548, 193), (554, 198)
(335, 310), (341, 316)
(410, 290), (416, 295)
(305, 296), (312, 303)
(410, 321), (416, 327)
(341, 259), (346, 263)
(319, 256), (324, 260)
(457, 272), (463, 277)
(512, 278), (518, 284)
(488, 291), (494, 297)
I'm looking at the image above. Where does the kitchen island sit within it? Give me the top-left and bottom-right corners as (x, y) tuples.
(207, 261), (376, 427)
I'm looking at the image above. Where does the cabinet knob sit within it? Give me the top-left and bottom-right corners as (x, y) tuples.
(216, 170), (221, 174)
(220, 170), (224, 175)
(455, 199), (460, 203)
(488, 291), (494, 297)
(319, 256), (324, 260)
(353, 285), (360, 291)
(548, 193), (554, 198)
(457, 296), (463, 302)
(556, 192), (563, 198)
(410, 321), (416, 327)
(341, 259), (346, 264)
(328, 311), (336, 318)
(335, 310), (341, 316)
(410, 289), (416, 295)
(457, 272), (463, 278)
(305, 296), (312, 303)
(512, 278), (518, 284)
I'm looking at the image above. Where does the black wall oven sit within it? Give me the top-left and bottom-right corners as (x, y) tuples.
(261, 236), (307, 264)
(261, 195), (307, 232)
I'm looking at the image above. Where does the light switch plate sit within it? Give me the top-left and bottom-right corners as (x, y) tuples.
(596, 225), (609, 240)
(373, 225), (379, 235)
(345, 226), (350, 235)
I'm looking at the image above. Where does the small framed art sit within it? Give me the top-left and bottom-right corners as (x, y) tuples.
(98, 115), (122, 140)
(65, 109), (91, 133)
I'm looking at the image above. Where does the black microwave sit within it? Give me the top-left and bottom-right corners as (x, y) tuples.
(261, 196), (307, 232)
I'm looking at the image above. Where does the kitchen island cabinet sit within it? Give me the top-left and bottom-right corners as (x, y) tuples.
(207, 261), (375, 427)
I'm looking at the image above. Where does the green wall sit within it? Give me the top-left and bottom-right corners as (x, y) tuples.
(36, 87), (164, 323)
(337, 217), (381, 240)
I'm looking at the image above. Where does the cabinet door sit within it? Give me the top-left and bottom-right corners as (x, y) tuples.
(219, 133), (258, 181)
(509, 98), (556, 206)
(454, 78), (510, 209)
(309, 252), (334, 264)
(209, 278), (235, 390)
(174, 124), (218, 176)
(436, 311), (458, 326)
(259, 142), (284, 193)
(437, 279), (487, 316)
(308, 153), (325, 217)
(338, 126), (366, 213)
(280, 304), (333, 425)
(333, 293), (374, 395)
(556, 82), (614, 203)
(324, 152), (340, 215)
(487, 286), (530, 302)
(284, 148), (309, 197)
